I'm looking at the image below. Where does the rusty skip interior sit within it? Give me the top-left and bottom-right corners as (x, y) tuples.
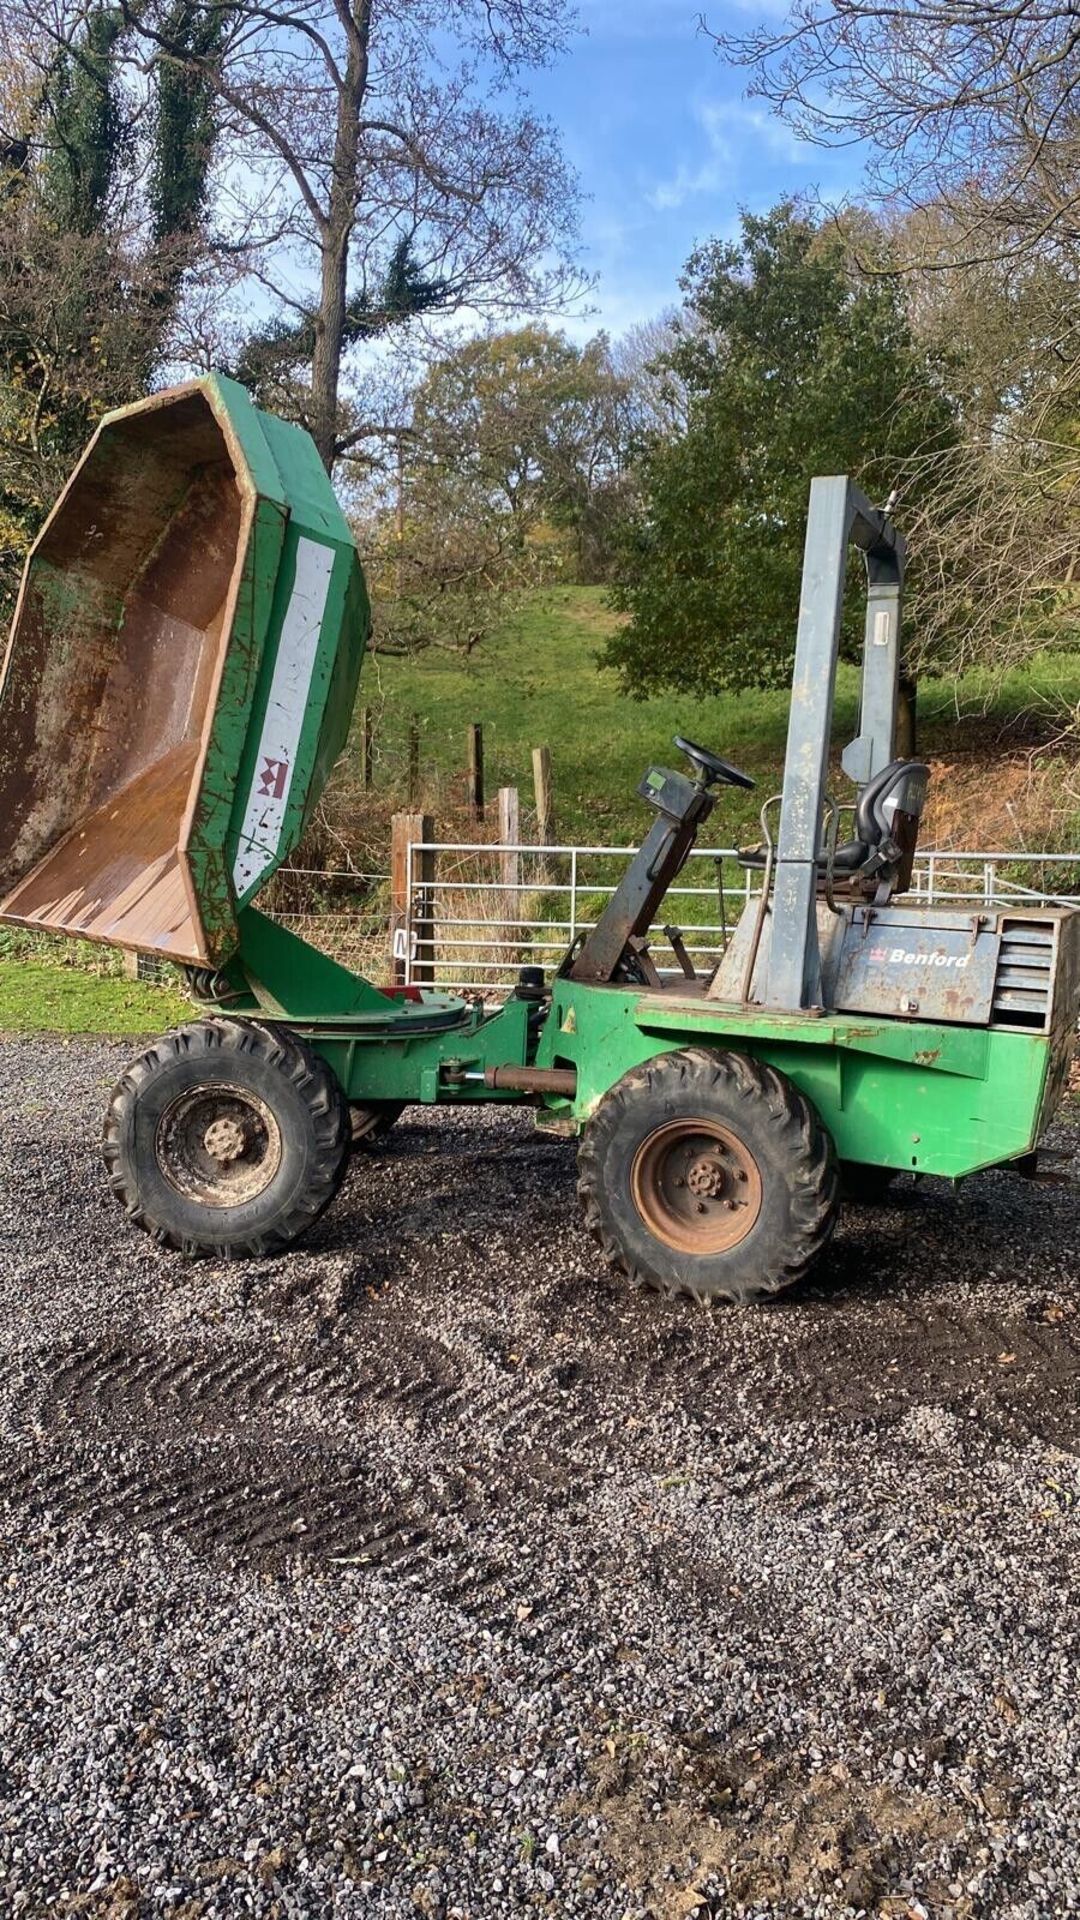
(0, 391), (251, 958)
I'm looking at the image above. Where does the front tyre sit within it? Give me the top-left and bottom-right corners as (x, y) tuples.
(577, 1046), (838, 1305)
(103, 1018), (350, 1257)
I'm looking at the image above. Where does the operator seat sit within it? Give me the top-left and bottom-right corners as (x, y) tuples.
(738, 758), (930, 904)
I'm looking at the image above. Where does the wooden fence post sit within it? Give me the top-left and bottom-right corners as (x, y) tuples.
(390, 809), (434, 986)
(497, 786), (520, 973)
(497, 786), (520, 892)
(361, 706), (373, 790)
(467, 722), (484, 820)
(531, 744), (554, 845)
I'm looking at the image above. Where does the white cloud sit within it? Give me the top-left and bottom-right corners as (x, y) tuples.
(646, 96), (812, 211)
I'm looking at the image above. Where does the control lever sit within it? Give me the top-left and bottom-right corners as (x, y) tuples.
(664, 925), (696, 980)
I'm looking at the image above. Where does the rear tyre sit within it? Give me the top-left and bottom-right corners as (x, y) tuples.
(577, 1046), (838, 1305)
(103, 1018), (350, 1257)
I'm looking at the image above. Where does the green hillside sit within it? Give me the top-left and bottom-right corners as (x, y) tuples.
(364, 586), (1080, 851)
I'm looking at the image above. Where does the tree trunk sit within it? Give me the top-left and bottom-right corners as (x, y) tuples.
(309, 0), (371, 473)
(896, 670), (917, 758)
(311, 231), (349, 472)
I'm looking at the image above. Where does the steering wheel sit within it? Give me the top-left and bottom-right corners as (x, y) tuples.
(674, 736), (755, 791)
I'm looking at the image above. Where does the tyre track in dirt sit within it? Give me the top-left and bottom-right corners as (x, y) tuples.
(0, 1303), (622, 1626)
(2, 1057), (1079, 1630)
(624, 1178), (1080, 1456)
(4, 1152), (1079, 1615)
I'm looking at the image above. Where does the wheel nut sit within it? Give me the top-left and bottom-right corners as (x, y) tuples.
(203, 1116), (247, 1164)
(687, 1156), (725, 1199)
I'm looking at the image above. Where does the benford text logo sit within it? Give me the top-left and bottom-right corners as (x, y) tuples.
(869, 945), (970, 970)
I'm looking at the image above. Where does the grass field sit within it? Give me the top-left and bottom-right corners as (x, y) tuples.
(364, 586), (1080, 850)
(0, 957), (190, 1035)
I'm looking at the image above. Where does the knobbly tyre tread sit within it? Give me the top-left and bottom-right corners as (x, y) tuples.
(577, 1045), (839, 1305)
(102, 1017), (350, 1257)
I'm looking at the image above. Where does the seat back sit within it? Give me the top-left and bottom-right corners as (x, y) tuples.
(854, 759), (930, 849)
(853, 759), (930, 900)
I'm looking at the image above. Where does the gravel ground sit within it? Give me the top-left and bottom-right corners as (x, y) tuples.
(1, 1034), (1079, 1920)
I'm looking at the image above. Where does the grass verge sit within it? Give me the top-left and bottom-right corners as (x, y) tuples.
(0, 960), (191, 1035)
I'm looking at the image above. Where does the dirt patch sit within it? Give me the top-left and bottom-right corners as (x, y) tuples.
(921, 748), (1078, 853)
(578, 1730), (969, 1918)
(2, 1040), (1080, 1916)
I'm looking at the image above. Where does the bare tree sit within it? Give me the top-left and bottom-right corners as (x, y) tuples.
(17, 0), (585, 471)
(715, 4), (1080, 697)
(610, 310), (689, 440)
(713, 4), (1080, 272)
(882, 212), (1080, 685)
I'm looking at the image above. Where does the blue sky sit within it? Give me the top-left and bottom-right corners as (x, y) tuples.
(529, 0), (866, 339)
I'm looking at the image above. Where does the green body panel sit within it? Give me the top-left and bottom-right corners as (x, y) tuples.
(532, 980), (1055, 1178)
(203, 377), (371, 946)
(230, 894), (1066, 1182)
(302, 998), (532, 1108)
(198, 372), (291, 503)
(234, 908), (404, 1018)
(234, 910), (1059, 1179)
(228, 909), (532, 1105)
(186, 493), (288, 957)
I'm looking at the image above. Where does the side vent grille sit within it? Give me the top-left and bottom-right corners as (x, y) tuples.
(991, 920), (1054, 1029)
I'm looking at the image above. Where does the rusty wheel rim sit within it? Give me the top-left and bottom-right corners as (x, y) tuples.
(156, 1084), (283, 1208)
(631, 1118), (763, 1255)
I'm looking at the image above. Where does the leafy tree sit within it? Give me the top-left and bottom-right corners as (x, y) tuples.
(149, 0), (227, 249)
(408, 326), (632, 580)
(715, 4), (1080, 706)
(0, 188), (168, 616)
(362, 485), (542, 660)
(353, 325), (632, 662)
(0, 4), (225, 614)
(39, 4), (129, 235)
(605, 206), (957, 742)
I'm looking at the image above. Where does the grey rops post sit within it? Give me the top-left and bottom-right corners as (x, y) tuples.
(764, 476), (905, 1011)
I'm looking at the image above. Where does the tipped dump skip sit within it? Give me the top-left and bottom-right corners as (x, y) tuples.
(0, 376), (368, 965)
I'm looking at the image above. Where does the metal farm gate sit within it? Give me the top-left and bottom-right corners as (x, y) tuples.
(396, 840), (1080, 996)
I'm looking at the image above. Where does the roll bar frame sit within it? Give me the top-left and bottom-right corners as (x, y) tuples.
(764, 475), (905, 1012)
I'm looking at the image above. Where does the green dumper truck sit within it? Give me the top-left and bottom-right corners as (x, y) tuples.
(1, 375), (1076, 1304)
